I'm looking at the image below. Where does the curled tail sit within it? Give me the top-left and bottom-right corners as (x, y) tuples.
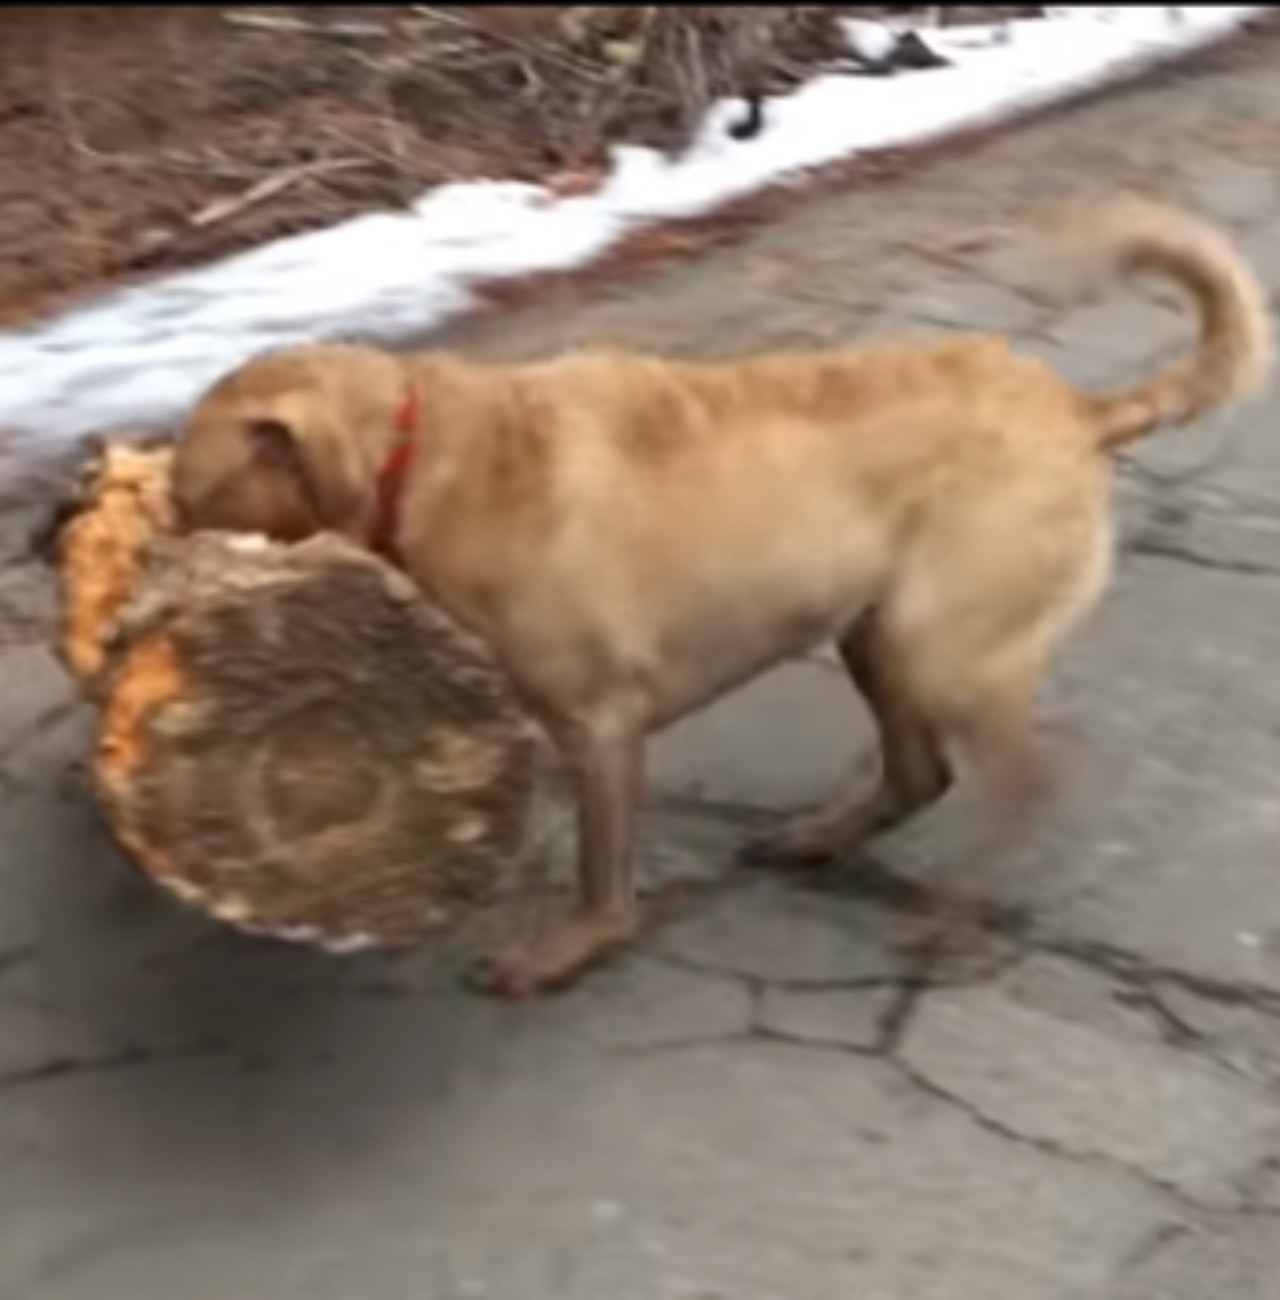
(1059, 197), (1274, 451)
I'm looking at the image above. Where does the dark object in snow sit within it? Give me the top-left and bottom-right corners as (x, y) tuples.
(893, 30), (952, 71)
(846, 22), (953, 77)
(728, 90), (767, 141)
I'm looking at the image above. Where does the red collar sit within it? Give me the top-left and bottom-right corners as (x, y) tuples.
(369, 386), (419, 562)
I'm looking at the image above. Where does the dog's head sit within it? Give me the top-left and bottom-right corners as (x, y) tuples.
(172, 342), (407, 543)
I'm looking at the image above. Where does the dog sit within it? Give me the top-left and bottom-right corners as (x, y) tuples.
(169, 197), (1273, 997)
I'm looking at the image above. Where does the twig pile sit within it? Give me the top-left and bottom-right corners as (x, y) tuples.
(392, 6), (850, 169)
(0, 5), (1043, 312)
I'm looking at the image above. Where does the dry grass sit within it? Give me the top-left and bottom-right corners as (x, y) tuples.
(0, 5), (1041, 323)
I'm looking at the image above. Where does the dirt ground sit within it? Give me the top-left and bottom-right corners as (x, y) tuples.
(0, 5), (1039, 326)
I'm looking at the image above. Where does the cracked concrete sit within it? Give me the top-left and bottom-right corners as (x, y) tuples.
(9, 19), (1280, 1300)
(898, 981), (1280, 1211)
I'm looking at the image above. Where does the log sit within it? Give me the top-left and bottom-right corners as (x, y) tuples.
(55, 441), (536, 952)
(57, 441), (178, 690)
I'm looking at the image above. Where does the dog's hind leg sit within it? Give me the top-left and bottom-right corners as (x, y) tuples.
(739, 611), (953, 868)
(892, 649), (1058, 960)
(873, 541), (1099, 956)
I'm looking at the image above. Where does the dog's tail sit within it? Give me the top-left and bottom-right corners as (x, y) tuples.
(1063, 197), (1273, 452)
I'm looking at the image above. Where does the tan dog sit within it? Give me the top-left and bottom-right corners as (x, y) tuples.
(170, 198), (1272, 996)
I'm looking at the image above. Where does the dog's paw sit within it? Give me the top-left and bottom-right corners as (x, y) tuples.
(463, 906), (642, 1000)
(736, 825), (842, 871)
(464, 952), (542, 1001)
(885, 898), (1014, 984)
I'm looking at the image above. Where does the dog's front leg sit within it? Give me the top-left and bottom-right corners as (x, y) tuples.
(471, 707), (645, 998)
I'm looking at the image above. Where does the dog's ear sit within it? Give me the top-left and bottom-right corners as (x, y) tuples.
(246, 416), (301, 471)
(245, 416), (327, 524)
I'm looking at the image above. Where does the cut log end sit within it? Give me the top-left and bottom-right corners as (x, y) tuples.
(57, 440), (536, 952)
